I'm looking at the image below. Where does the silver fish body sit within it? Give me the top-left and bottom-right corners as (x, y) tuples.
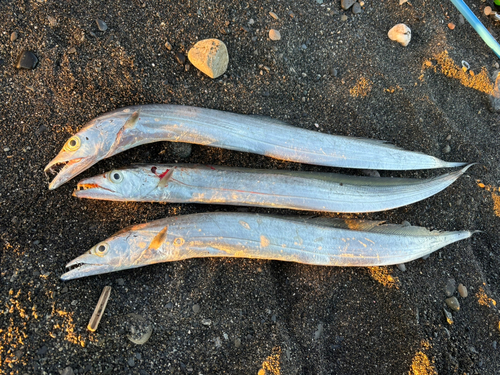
(61, 212), (477, 280)
(74, 164), (473, 213)
(45, 105), (466, 189)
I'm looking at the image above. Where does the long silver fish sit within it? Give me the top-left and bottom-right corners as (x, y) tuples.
(61, 212), (477, 280)
(73, 164), (473, 213)
(45, 105), (466, 189)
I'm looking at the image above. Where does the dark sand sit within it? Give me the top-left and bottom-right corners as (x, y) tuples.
(1, 0), (500, 374)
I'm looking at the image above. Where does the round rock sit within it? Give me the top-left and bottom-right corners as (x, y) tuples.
(445, 297), (460, 312)
(388, 24), (411, 47)
(15, 51), (39, 69)
(352, 3), (362, 14)
(444, 279), (456, 297)
(188, 39), (229, 79)
(171, 142), (192, 158)
(96, 19), (108, 32)
(269, 29), (281, 41)
(458, 283), (468, 298)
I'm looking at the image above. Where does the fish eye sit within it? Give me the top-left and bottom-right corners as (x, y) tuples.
(95, 242), (109, 256)
(65, 136), (81, 152)
(108, 170), (123, 183)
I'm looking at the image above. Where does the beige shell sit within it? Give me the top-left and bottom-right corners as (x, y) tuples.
(188, 39), (229, 79)
(388, 23), (411, 47)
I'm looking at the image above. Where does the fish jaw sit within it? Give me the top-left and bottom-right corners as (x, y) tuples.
(45, 153), (97, 190)
(61, 262), (116, 280)
(73, 176), (119, 200)
(61, 253), (122, 280)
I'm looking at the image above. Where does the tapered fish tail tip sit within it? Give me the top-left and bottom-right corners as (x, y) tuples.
(459, 163), (477, 174)
(471, 230), (483, 236)
(442, 161), (468, 169)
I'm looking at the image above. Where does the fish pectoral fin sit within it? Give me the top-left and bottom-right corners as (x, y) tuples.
(157, 168), (174, 188)
(136, 226), (169, 263)
(148, 226), (169, 250)
(107, 109), (142, 157)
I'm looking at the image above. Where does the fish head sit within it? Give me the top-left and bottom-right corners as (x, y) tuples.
(44, 108), (141, 190)
(61, 222), (158, 280)
(73, 165), (160, 201)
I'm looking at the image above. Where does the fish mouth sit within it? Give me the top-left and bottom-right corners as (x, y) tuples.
(45, 156), (95, 190)
(61, 258), (115, 280)
(73, 180), (116, 199)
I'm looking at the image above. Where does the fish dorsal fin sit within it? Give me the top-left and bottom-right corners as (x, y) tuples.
(273, 215), (442, 236)
(363, 223), (442, 236)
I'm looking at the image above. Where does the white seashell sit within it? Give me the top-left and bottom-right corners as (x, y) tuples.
(388, 23), (411, 47)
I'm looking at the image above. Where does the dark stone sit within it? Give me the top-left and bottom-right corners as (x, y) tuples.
(341, 0), (355, 10)
(15, 51), (39, 69)
(96, 19), (108, 31)
(352, 2), (362, 14)
(170, 142), (192, 158)
(175, 52), (186, 65)
(37, 345), (48, 356)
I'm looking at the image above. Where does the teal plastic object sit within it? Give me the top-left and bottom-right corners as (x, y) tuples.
(449, 0), (500, 58)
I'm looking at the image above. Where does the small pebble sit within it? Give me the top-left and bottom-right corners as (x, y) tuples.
(188, 39), (228, 78)
(328, 67), (338, 77)
(4, 147), (10, 152)
(396, 263), (406, 272)
(448, 23), (455, 30)
(128, 358), (135, 367)
(388, 24), (411, 47)
(269, 29), (281, 41)
(166, 302), (173, 309)
(234, 338), (241, 348)
(446, 134), (452, 141)
(248, 18), (255, 25)
(68, 47), (76, 54)
(445, 279), (456, 297)
(37, 345), (48, 356)
(458, 14), (465, 25)
(61, 367), (75, 375)
(269, 11), (279, 20)
(47, 16), (57, 27)
(442, 144), (451, 154)
(192, 304), (200, 313)
(10, 31), (18, 42)
(352, 2), (362, 14)
(445, 296), (460, 311)
(443, 308), (454, 325)
(96, 19), (108, 31)
(170, 142), (192, 158)
(15, 51), (39, 70)
(400, 0), (408, 4)
(493, 341), (497, 349)
(458, 283), (468, 298)
(175, 52), (186, 65)
(341, 15), (348, 21)
(116, 278), (125, 286)
(165, 41), (172, 50)
(201, 319), (212, 326)
(341, 0), (355, 10)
